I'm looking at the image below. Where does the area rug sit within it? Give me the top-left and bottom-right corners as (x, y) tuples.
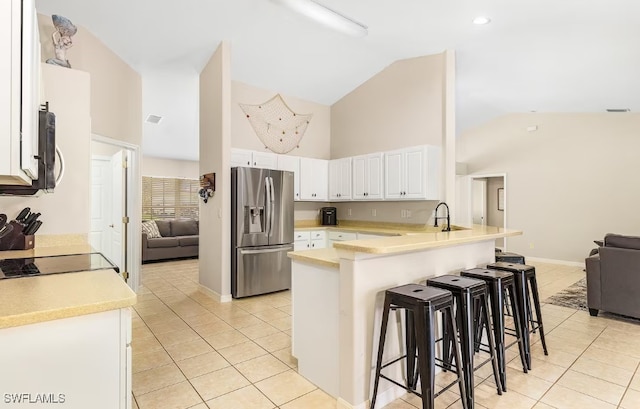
(544, 278), (588, 311)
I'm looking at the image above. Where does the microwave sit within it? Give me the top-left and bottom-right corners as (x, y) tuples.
(0, 104), (59, 195)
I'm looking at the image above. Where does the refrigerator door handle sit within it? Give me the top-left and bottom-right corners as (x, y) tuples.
(239, 245), (294, 255)
(269, 176), (275, 235)
(265, 176), (272, 235)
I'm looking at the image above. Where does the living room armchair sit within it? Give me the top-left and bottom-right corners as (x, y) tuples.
(585, 233), (640, 318)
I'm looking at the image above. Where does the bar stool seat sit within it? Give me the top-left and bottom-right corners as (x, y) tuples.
(487, 262), (548, 369)
(460, 267), (528, 392)
(426, 275), (502, 409)
(370, 284), (467, 409)
(495, 252), (525, 264)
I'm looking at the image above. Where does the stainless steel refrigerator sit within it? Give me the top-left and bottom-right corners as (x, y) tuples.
(232, 167), (294, 298)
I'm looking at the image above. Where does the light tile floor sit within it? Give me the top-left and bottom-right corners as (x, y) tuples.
(132, 259), (640, 409)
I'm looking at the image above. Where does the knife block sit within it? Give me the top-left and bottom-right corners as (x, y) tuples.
(0, 222), (35, 251)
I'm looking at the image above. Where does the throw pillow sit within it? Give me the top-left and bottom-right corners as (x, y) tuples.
(142, 220), (161, 238)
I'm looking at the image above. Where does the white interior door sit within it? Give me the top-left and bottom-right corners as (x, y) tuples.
(472, 179), (487, 225)
(111, 151), (125, 271)
(90, 157), (112, 254)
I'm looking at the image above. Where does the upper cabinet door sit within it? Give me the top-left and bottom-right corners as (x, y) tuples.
(329, 157), (352, 201)
(384, 150), (403, 199)
(231, 149), (253, 167)
(252, 151), (278, 169)
(352, 155), (367, 200)
(277, 154), (300, 201)
(299, 157), (328, 201)
(384, 145), (441, 200)
(20, 0), (39, 179)
(366, 153), (384, 200)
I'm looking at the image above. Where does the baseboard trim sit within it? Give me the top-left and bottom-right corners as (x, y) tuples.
(198, 284), (233, 303)
(526, 257), (585, 268)
(336, 385), (405, 409)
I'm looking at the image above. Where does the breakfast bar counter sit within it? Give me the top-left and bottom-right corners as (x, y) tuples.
(288, 225), (522, 409)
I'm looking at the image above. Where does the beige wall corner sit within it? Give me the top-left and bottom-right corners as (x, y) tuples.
(0, 65), (91, 236)
(330, 53), (446, 158)
(38, 13), (142, 147)
(231, 81), (331, 159)
(442, 50), (456, 217)
(198, 41), (232, 298)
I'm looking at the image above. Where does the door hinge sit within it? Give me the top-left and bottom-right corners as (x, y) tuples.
(122, 216), (130, 224)
(122, 271), (129, 281)
(122, 159), (129, 169)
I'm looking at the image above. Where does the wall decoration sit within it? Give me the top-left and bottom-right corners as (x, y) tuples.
(497, 187), (505, 211)
(239, 94), (313, 154)
(46, 15), (77, 68)
(198, 173), (215, 204)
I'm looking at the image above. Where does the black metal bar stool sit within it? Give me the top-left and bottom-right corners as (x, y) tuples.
(370, 284), (467, 409)
(495, 252), (525, 264)
(460, 268), (528, 391)
(487, 262), (548, 369)
(426, 275), (502, 409)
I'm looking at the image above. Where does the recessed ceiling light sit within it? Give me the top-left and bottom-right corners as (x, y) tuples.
(145, 114), (163, 124)
(472, 16), (491, 25)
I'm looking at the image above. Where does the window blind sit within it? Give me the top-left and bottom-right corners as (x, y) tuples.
(142, 176), (199, 220)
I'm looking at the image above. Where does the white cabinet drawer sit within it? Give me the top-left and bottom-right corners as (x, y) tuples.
(310, 230), (326, 240)
(294, 231), (311, 241)
(328, 231), (357, 241)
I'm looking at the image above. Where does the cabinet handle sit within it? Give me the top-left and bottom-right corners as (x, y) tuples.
(312, 243), (315, 247)
(247, 161), (250, 165)
(307, 244), (310, 248)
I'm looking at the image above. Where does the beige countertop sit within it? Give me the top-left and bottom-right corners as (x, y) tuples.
(288, 224), (522, 267)
(294, 220), (467, 236)
(0, 246), (136, 329)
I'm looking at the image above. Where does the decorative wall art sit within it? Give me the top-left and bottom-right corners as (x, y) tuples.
(239, 94), (313, 154)
(46, 15), (77, 68)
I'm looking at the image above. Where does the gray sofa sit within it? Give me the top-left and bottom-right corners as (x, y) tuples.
(585, 233), (640, 318)
(142, 219), (199, 262)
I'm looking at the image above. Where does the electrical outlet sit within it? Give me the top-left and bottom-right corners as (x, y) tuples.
(371, 209), (377, 217)
(347, 208), (352, 216)
(529, 243), (535, 249)
(406, 210), (412, 218)
(400, 210), (406, 218)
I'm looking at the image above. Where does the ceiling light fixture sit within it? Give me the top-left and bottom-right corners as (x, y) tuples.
(271, 0), (368, 37)
(472, 16), (491, 25)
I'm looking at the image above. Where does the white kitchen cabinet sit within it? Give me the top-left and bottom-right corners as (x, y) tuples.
(294, 230), (326, 250)
(277, 154), (301, 201)
(327, 230), (357, 248)
(0, 308), (132, 409)
(230, 148), (278, 169)
(299, 157), (328, 201)
(0, 0), (40, 185)
(329, 157), (352, 201)
(352, 153), (384, 200)
(385, 145), (441, 200)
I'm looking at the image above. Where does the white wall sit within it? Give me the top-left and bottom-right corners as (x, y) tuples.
(198, 42), (231, 300)
(231, 81), (331, 160)
(142, 156), (199, 179)
(330, 53), (445, 158)
(142, 68), (199, 160)
(0, 65), (91, 236)
(457, 112), (640, 262)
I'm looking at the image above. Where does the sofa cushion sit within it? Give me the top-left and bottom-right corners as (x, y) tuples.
(141, 221), (161, 238)
(147, 237), (180, 248)
(179, 236), (199, 247)
(604, 233), (640, 250)
(172, 219), (198, 236)
(155, 220), (172, 237)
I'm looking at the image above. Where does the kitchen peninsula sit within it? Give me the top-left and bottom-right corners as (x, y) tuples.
(0, 244), (136, 409)
(288, 224), (522, 409)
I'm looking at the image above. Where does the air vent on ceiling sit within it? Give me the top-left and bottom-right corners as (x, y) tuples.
(606, 109), (630, 112)
(146, 114), (163, 124)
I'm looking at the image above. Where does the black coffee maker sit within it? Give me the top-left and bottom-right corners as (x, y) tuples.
(320, 207), (337, 226)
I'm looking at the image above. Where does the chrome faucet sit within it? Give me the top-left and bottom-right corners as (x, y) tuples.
(434, 202), (451, 232)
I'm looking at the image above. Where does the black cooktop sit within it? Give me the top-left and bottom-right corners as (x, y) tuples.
(0, 253), (119, 279)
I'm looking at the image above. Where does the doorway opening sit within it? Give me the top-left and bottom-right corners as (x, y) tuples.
(469, 173), (507, 250)
(90, 134), (141, 291)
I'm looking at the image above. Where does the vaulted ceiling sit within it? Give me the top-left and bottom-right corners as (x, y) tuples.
(35, 0), (640, 160)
